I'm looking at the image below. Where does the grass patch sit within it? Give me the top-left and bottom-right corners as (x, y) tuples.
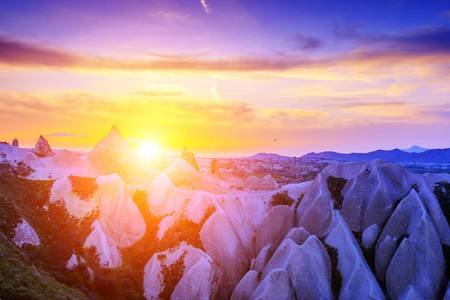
(270, 191), (294, 207)
(69, 176), (98, 201)
(327, 176), (347, 209)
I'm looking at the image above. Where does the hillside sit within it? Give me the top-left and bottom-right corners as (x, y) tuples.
(0, 137), (449, 299)
(302, 147), (450, 163)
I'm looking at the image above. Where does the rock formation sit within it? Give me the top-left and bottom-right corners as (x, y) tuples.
(33, 135), (53, 157)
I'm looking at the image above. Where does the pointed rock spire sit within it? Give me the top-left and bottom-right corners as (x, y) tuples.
(12, 138), (19, 147)
(33, 135), (53, 157)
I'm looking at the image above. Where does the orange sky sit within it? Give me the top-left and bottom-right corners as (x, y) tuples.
(1, 1), (449, 155)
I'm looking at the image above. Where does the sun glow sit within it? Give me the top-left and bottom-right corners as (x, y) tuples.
(137, 140), (161, 161)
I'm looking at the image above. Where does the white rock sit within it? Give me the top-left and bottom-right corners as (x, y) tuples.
(296, 172), (334, 237)
(283, 227), (310, 246)
(362, 224), (379, 249)
(251, 268), (294, 300)
(255, 205), (294, 255)
(84, 220), (122, 268)
(145, 173), (190, 217)
(171, 257), (216, 300)
(96, 174), (146, 248)
(66, 254), (79, 270)
(143, 242), (217, 300)
(200, 210), (249, 297)
(231, 270), (259, 300)
(325, 212), (384, 300)
(12, 218), (40, 247)
(262, 237), (332, 299)
(50, 176), (99, 219)
(244, 175), (279, 191)
(33, 135), (53, 157)
(444, 281), (450, 300)
(376, 189), (444, 299)
(282, 181), (312, 201)
(164, 158), (225, 193)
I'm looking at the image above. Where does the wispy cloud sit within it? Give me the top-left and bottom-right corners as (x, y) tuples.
(292, 34), (323, 50)
(200, 0), (209, 14)
(335, 25), (450, 55)
(0, 34), (449, 74)
(46, 132), (85, 138)
(133, 89), (184, 97)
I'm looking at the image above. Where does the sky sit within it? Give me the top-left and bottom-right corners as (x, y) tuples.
(0, 0), (449, 156)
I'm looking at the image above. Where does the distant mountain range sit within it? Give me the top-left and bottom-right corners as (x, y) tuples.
(302, 147), (450, 163)
(401, 145), (428, 153)
(249, 152), (293, 160)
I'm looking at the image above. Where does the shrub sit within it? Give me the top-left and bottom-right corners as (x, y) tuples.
(270, 191), (294, 207)
(69, 176), (98, 201)
(327, 176), (347, 209)
(323, 243), (342, 298)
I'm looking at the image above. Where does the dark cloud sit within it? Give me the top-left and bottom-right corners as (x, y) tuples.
(335, 101), (407, 109)
(46, 132), (85, 138)
(334, 25), (450, 55)
(0, 33), (449, 73)
(134, 90), (184, 97)
(292, 34), (323, 50)
(0, 36), (80, 66)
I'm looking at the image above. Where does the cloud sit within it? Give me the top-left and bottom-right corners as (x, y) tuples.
(441, 10), (450, 19)
(133, 89), (184, 97)
(292, 34), (323, 50)
(46, 132), (85, 138)
(335, 25), (450, 55)
(0, 35), (449, 74)
(0, 92), (332, 130)
(334, 100), (407, 109)
(0, 36), (80, 67)
(200, 0), (209, 13)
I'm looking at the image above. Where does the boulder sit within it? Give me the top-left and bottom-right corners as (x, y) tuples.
(375, 189), (444, 299)
(245, 175), (279, 191)
(12, 218), (40, 247)
(231, 270), (259, 300)
(96, 174), (146, 248)
(11, 138), (19, 147)
(362, 224), (379, 249)
(143, 242), (217, 300)
(283, 227), (310, 246)
(444, 281), (450, 300)
(50, 176), (99, 219)
(164, 158), (225, 193)
(296, 172), (334, 237)
(221, 193), (270, 257)
(262, 236), (332, 299)
(255, 205), (294, 255)
(200, 210), (249, 296)
(89, 126), (127, 173)
(325, 212), (384, 300)
(145, 173), (190, 216)
(251, 268), (295, 300)
(84, 220), (122, 268)
(33, 135), (53, 157)
(66, 254), (79, 270)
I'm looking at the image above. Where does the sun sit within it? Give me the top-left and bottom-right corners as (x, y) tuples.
(137, 140), (160, 161)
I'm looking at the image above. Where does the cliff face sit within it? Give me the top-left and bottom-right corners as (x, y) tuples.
(1, 144), (449, 299)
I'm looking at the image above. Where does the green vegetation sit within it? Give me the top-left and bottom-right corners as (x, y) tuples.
(0, 232), (87, 299)
(434, 182), (450, 226)
(433, 182), (450, 280)
(159, 253), (186, 299)
(270, 191), (294, 207)
(327, 176), (347, 209)
(323, 243), (342, 298)
(69, 175), (98, 201)
(0, 169), (216, 299)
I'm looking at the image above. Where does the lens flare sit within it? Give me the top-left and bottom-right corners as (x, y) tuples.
(137, 140), (160, 161)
